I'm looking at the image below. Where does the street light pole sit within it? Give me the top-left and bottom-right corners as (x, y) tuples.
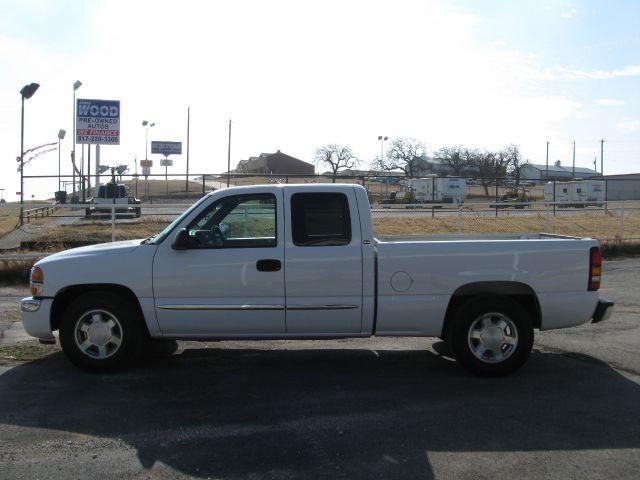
(378, 135), (388, 166)
(57, 129), (66, 193)
(142, 120), (155, 160)
(19, 82), (39, 225)
(20, 95), (25, 223)
(72, 80), (81, 196)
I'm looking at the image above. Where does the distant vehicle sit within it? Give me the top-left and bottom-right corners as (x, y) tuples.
(491, 186), (531, 209)
(22, 184), (613, 376)
(86, 182), (141, 217)
(378, 191), (398, 204)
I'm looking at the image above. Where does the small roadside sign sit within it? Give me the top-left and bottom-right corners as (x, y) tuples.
(140, 160), (153, 167)
(160, 158), (173, 167)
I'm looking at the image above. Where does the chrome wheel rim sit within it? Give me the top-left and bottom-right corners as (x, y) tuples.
(74, 309), (123, 359)
(467, 312), (518, 364)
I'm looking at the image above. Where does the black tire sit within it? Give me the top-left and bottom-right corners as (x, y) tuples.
(58, 291), (143, 373)
(448, 296), (534, 377)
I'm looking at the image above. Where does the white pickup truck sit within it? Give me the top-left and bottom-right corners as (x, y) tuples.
(21, 184), (613, 376)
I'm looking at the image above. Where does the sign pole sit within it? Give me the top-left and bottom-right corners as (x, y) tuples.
(165, 156), (169, 196)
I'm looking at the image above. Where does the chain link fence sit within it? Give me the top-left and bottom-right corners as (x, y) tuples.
(5, 173), (640, 252)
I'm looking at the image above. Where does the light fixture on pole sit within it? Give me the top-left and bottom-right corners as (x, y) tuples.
(57, 129), (66, 192)
(19, 82), (40, 225)
(142, 120), (156, 160)
(72, 80), (81, 195)
(378, 135), (388, 166)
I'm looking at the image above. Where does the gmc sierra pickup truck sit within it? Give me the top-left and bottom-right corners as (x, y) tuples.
(21, 184), (613, 376)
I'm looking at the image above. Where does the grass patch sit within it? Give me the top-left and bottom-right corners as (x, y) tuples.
(0, 211), (19, 238)
(373, 210), (640, 239)
(0, 260), (35, 285)
(0, 340), (59, 366)
(35, 220), (169, 246)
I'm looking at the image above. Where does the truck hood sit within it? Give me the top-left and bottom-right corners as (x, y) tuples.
(40, 239), (145, 262)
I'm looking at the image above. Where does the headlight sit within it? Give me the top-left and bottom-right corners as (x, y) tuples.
(30, 266), (43, 297)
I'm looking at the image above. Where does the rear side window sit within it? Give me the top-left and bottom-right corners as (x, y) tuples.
(291, 193), (351, 246)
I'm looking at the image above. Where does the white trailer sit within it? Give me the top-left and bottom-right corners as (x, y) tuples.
(544, 180), (605, 206)
(407, 177), (468, 203)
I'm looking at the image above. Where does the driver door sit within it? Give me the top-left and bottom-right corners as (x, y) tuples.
(152, 189), (286, 336)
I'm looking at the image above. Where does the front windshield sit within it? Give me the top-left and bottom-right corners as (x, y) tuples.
(147, 195), (211, 245)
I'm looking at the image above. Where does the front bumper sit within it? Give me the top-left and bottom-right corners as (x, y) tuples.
(592, 298), (614, 324)
(20, 297), (54, 341)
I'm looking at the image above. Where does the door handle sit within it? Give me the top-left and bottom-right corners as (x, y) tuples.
(256, 259), (281, 272)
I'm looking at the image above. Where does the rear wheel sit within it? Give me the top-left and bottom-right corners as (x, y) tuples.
(59, 291), (143, 372)
(448, 296), (534, 377)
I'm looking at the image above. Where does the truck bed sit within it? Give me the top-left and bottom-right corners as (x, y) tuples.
(376, 232), (585, 242)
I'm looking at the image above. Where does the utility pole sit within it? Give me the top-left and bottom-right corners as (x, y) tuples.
(227, 118), (232, 188)
(186, 106), (190, 192)
(600, 138), (605, 177)
(572, 140), (576, 179)
(545, 141), (549, 181)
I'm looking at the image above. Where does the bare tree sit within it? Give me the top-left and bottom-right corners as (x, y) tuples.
(376, 138), (428, 177)
(314, 144), (358, 182)
(502, 144), (530, 186)
(434, 145), (468, 176)
(465, 148), (508, 198)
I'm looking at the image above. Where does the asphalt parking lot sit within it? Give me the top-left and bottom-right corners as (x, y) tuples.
(0, 258), (639, 479)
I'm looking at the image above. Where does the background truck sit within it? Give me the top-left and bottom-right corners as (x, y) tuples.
(86, 182), (141, 217)
(22, 184), (612, 376)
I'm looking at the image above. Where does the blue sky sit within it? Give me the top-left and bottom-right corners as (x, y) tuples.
(0, 0), (638, 199)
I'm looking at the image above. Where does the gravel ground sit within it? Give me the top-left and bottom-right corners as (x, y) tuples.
(0, 258), (638, 479)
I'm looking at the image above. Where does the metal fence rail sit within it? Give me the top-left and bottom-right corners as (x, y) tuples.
(2, 200), (639, 247)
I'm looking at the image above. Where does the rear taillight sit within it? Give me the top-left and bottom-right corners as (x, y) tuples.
(588, 247), (601, 291)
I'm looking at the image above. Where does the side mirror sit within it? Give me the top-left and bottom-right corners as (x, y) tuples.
(172, 228), (189, 250)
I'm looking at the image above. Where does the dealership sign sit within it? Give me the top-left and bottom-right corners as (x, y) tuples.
(151, 141), (182, 157)
(76, 99), (120, 145)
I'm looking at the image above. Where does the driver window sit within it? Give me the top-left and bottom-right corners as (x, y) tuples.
(186, 193), (277, 249)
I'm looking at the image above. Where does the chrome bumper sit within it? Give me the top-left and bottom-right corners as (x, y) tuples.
(20, 297), (55, 341)
(592, 299), (614, 324)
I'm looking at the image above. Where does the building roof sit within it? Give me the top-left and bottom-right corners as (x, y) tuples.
(528, 163), (598, 175)
(235, 150), (314, 175)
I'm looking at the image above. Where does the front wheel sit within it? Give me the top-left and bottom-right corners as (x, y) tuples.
(59, 291), (143, 372)
(448, 296), (534, 377)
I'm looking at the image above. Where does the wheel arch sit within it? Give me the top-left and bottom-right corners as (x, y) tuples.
(51, 284), (150, 338)
(440, 281), (541, 339)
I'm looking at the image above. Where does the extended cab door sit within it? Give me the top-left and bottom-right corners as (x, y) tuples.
(283, 187), (363, 334)
(152, 188), (286, 335)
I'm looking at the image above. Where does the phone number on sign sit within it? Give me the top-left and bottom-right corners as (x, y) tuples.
(76, 136), (120, 144)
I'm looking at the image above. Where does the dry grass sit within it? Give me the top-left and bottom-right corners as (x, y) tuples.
(42, 220), (168, 244)
(0, 211), (19, 238)
(0, 340), (59, 366)
(21, 204), (640, 248)
(373, 210), (640, 239)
